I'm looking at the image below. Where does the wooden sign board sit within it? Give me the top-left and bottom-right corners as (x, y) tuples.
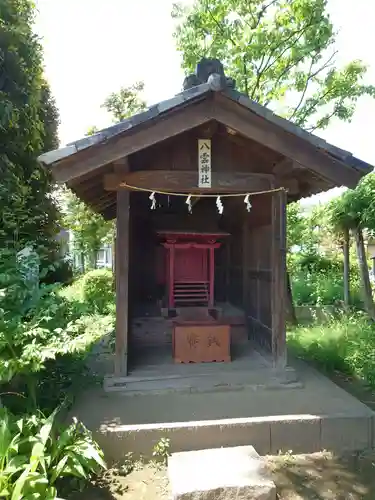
(198, 139), (211, 188)
(173, 323), (231, 363)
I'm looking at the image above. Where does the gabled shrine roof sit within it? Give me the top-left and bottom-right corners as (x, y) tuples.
(39, 64), (373, 177)
(38, 58), (373, 218)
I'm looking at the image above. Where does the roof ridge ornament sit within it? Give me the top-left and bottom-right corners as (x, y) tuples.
(183, 57), (236, 91)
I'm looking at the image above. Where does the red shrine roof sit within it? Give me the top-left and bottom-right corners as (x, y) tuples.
(157, 230), (229, 238)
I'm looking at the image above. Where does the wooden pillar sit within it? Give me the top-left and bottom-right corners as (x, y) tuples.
(242, 217), (249, 311)
(271, 189), (287, 369)
(343, 227), (350, 308)
(209, 246), (215, 308)
(115, 190), (130, 376)
(225, 241), (231, 302)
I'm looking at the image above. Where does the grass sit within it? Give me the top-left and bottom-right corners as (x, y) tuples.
(287, 311), (375, 388)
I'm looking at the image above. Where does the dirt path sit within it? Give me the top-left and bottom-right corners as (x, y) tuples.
(268, 452), (375, 499)
(67, 451), (375, 500)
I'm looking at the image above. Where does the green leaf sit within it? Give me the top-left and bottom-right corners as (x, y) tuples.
(0, 410), (12, 458)
(5, 455), (29, 475)
(173, 0), (375, 131)
(49, 455), (68, 484)
(63, 452), (88, 479)
(11, 463), (33, 500)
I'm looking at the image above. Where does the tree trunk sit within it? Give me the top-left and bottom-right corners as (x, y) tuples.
(353, 226), (375, 320)
(343, 228), (350, 309)
(80, 252), (85, 273)
(285, 271), (297, 325)
(89, 250), (97, 269)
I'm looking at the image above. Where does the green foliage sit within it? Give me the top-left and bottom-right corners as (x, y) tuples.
(287, 202), (341, 255)
(82, 269), (115, 314)
(61, 81), (147, 269)
(152, 437), (171, 464)
(102, 81), (147, 122)
(86, 125), (99, 136)
(286, 202), (306, 252)
(286, 201), (362, 307)
(0, 249), (115, 412)
(0, 0), (60, 257)
(60, 188), (114, 271)
(0, 408), (106, 499)
(329, 173), (375, 232)
(328, 174), (375, 318)
(291, 268), (361, 307)
(173, 0), (375, 131)
(42, 257), (74, 287)
(288, 312), (375, 386)
(39, 82), (60, 152)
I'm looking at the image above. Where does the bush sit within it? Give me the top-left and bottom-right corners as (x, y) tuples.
(288, 249), (363, 307)
(0, 251), (115, 413)
(42, 257), (74, 286)
(290, 266), (362, 307)
(82, 269), (114, 314)
(0, 408), (106, 499)
(1, 311), (115, 414)
(288, 312), (375, 387)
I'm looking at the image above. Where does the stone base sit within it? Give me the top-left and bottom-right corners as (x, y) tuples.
(168, 445), (276, 500)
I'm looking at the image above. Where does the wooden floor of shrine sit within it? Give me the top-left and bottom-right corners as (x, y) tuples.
(103, 340), (301, 396)
(98, 301), (298, 395)
(128, 341), (272, 377)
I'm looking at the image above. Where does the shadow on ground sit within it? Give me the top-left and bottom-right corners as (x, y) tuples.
(268, 452), (375, 500)
(65, 452), (375, 500)
(67, 464), (169, 500)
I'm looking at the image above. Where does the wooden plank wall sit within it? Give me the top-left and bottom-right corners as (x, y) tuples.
(243, 223), (272, 351)
(131, 127), (281, 176)
(241, 195), (273, 353)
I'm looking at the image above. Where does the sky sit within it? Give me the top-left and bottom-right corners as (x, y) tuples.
(35, 0), (375, 205)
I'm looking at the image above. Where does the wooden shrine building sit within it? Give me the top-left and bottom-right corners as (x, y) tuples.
(39, 58), (372, 376)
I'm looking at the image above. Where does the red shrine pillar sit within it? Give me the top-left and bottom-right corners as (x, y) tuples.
(168, 245), (175, 309)
(209, 246), (215, 308)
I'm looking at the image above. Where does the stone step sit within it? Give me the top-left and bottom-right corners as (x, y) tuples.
(168, 446), (276, 500)
(97, 413), (375, 463)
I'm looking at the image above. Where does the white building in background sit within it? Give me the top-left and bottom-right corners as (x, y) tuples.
(57, 229), (113, 270)
(95, 244), (113, 269)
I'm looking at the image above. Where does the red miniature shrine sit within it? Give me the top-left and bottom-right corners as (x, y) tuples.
(158, 231), (228, 310)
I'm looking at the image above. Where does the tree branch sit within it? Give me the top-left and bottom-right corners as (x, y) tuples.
(242, 0), (279, 95)
(288, 50), (337, 121)
(205, 3), (239, 48)
(256, 0), (280, 26)
(250, 19), (315, 99)
(262, 54), (306, 105)
(242, 0), (279, 30)
(243, 56), (249, 95)
(261, 19), (315, 75)
(288, 57), (316, 120)
(306, 106), (338, 132)
(295, 87), (336, 126)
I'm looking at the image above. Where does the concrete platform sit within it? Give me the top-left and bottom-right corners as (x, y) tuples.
(168, 446), (276, 500)
(70, 359), (375, 463)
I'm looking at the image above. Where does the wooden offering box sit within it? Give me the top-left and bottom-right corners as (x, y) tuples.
(173, 321), (231, 363)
